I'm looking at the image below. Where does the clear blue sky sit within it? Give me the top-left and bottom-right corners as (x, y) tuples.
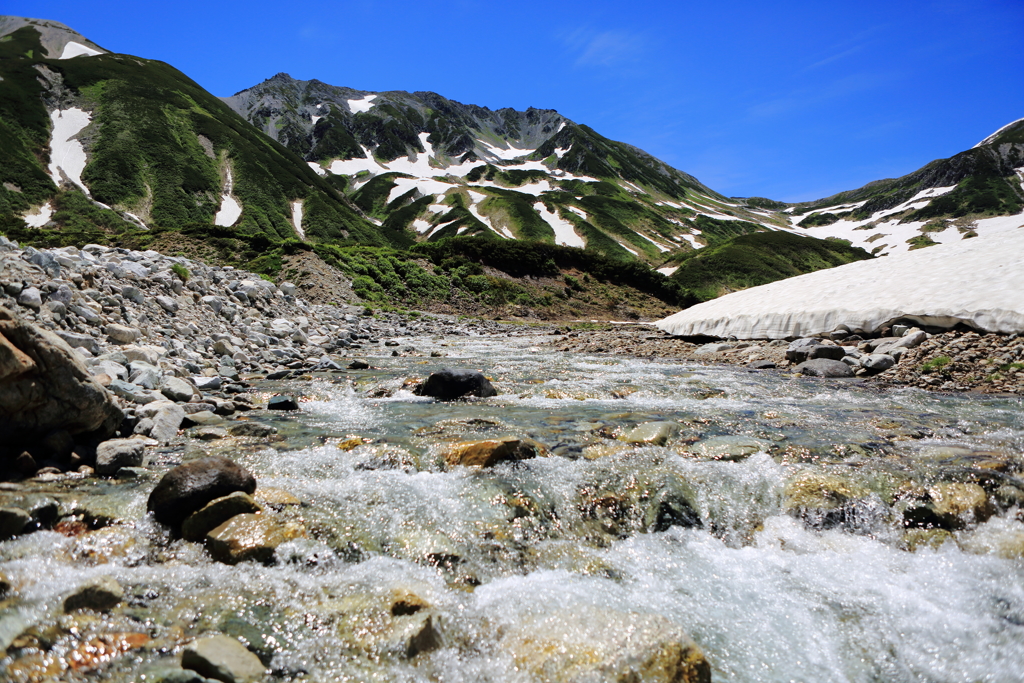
(8, 0), (1024, 201)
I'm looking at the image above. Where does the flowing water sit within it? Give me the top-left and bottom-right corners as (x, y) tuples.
(2, 334), (1023, 682)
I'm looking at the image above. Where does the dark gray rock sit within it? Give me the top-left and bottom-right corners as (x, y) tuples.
(226, 422), (277, 438)
(747, 360), (777, 370)
(267, 395), (299, 411)
(0, 507), (31, 540)
(786, 338), (845, 363)
(793, 358), (855, 378)
(414, 368), (498, 400)
(63, 575), (123, 612)
(147, 456), (257, 529)
(862, 353), (896, 372)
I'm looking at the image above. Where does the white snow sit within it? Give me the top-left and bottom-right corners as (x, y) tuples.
(214, 168), (242, 227)
(973, 117), (1024, 148)
(412, 219), (433, 234)
(385, 176), (453, 205)
(657, 227), (1024, 338)
(534, 202), (585, 248)
(556, 121), (566, 133)
(307, 161), (327, 176)
(123, 212), (148, 230)
(327, 147), (386, 176)
(47, 108), (92, 195)
(22, 202), (53, 228)
(311, 115), (323, 125)
(680, 233), (704, 249)
(59, 41), (102, 59)
(480, 140), (534, 160)
(657, 266), (679, 276)
(291, 200), (304, 238)
(566, 206), (587, 219)
(469, 177), (554, 196)
(347, 95), (377, 114)
(467, 191), (513, 238)
(553, 147), (569, 158)
(636, 232), (672, 252)
(426, 203), (448, 214)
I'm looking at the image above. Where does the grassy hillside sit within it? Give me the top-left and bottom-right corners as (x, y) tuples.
(665, 231), (873, 302)
(0, 24), (382, 249)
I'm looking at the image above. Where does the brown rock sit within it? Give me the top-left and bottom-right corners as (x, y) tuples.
(443, 437), (547, 468)
(0, 306), (123, 448)
(181, 492), (262, 542)
(147, 456), (257, 529)
(205, 513), (304, 564)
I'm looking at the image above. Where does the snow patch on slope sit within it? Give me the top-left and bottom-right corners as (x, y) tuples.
(214, 168), (242, 227)
(47, 108), (92, 195)
(59, 41), (102, 59)
(467, 191), (513, 238)
(23, 202), (54, 228)
(347, 95), (377, 114)
(534, 202), (585, 248)
(657, 266), (679, 276)
(974, 118), (1024, 148)
(291, 200), (304, 238)
(657, 228), (1024, 338)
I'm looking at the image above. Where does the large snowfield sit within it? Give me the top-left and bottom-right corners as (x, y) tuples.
(657, 227), (1024, 338)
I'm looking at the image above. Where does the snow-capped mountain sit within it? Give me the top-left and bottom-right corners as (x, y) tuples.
(781, 119), (1024, 255)
(222, 73), (791, 261)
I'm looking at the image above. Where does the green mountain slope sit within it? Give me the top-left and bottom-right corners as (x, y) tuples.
(0, 19), (380, 248)
(782, 119), (1024, 255)
(663, 231), (873, 302)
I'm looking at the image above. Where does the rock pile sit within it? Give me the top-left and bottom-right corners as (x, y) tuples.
(0, 237), (522, 477)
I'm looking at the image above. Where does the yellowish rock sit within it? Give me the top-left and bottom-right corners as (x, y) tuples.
(205, 513), (305, 564)
(443, 437), (547, 468)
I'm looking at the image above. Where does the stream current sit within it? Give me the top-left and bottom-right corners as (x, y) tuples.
(2, 333), (1023, 682)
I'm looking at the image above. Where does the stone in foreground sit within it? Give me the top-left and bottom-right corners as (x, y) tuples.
(95, 438), (145, 475)
(414, 368), (497, 400)
(147, 456), (257, 529)
(501, 606), (710, 683)
(621, 421), (678, 446)
(443, 437), (546, 468)
(0, 306), (123, 448)
(182, 634), (265, 682)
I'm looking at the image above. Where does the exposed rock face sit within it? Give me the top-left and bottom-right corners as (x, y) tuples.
(414, 368), (497, 400)
(147, 456), (257, 529)
(0, 306), (123, 452)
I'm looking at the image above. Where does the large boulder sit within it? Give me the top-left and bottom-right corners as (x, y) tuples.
(0, 306), (123, 451)
(182, 635), (265, 682)
(786, 338), (846, 364)
(443, 437), (546, 468)
(147, 456), (256, 529)
(413, 368), (497, 400)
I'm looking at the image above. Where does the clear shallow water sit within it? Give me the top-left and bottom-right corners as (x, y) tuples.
(2, 335), (1023, 682)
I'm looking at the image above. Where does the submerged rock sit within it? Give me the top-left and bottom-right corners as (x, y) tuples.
(621, 421), (678, 446)
(147, 456), (257, 529)
(501, 606), (710, 683)
(443, 437), (546, 468)
(267, 394), (299, 411)
(414, 368), (497, 400)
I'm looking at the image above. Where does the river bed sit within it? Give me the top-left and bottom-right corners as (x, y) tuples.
(2, 333), (1023, 682)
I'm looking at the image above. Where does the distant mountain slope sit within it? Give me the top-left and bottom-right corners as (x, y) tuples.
(0, 18), (380, 247)
(223, 74), (791, 263)
(783, 119), (1024, 255)
(659, 231), (873, 302)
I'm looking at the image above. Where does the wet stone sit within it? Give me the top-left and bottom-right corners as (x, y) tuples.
(181, 491), (263, 542)
(267, 394), (299, 411)
(0, 507), (31, 540)
(182, 634), (265, 682)
(621, 421), (678, 446)
(95, 438), (146, 476)
(443, 437), (546, 468)
(205, 513), (305, 564)
(147, 456), (257, 529)
(226, 421), (278, 438)
(414, 368), (497, 400)
(64, 575), (124, 612)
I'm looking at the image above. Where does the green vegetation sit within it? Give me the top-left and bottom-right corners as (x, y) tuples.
(664, 230), (873, 302)
(170, 263), (190, 281)
(797, 212), (841, 228)
(906, 234), (938, 250)
(741, 197), (789, 210)
(920, 356), (952, 373)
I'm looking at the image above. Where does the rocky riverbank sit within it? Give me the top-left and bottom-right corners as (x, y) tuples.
(547, 324), (1024, 395)
(0, 237), (546, 477)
